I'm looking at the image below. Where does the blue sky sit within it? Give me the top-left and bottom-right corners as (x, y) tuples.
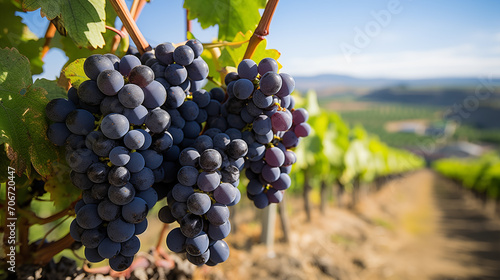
(25, 0), (500, 79)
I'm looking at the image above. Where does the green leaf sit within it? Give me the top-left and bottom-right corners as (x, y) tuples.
(21, 0), (107, 48)
(219, 30), (280, 68)
(0, 48), (61, 177)
(33, 78), (67, 100)
(0, 47), (32, 93)
(61, 58), (88, 88)
(184, 0), (267, 41)
(0, 0), (44, 74)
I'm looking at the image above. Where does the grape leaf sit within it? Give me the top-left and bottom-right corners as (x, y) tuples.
(61, 58), (88, 89)
(184, 0), (267, 41)
(33, 78), (67, 100)
(0, 0), (44, 74)
(0, 47), (32, 93)
(44, 161), (79, 210)
(219, 30), (280, 69)
(58, 3), (125, 66)
(21, 0), (106, 48)
(0, 48), (62, 177)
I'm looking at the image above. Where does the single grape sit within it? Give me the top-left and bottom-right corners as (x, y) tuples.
(197, 171), (220, 192)
(276, 73), (295, 97)
(45, 98), (76, 122)
(109, 254), (134, 272)
(101, 113), (129, 140)
(65, 109), (95, 136)
(97, 69), (124, 96)
(84, 54), (114, 80)
(145, 108), (171, 133)
(47, 122), (71, 146)
(120, 236), (140, 257)
(98, 238), (121, 259)
(165, 86), (186, 109)
(259, 71), (282, 96)
(166, 227), (186, 253)
(122, 197), (148, 224)
(97, 199), (121, 221)
(119, 55), (142, 77)
(258, 57), (279, 75)
(186, 39), (203, 57)
(164, 64), (188, 86)
(185, 232), (209, 256)
(87, 162), (109, 183)
(179, 148), (200, 167)
(237, 59), (258, 80)
(292, 108), (309, 124)
(109, 146), (130, 166)
(206, 203), (230, 226)
(155, 42), (175, 65)
(125, 152), (146, 173)
(108, 183), (135, 205)
(78, 80), (105, 106)
(209, 240), (230, 264)
(107, 218), (135, 243)
(252, 115), (272, 136)
(84, 247), (104, 263)
(199, 149), (222, 171)
(142, 80), (167, 108)
(118, 84), (144, 109)
(179, 213), (204, 238)
(129, 65), (154, 87)
(173, 45), (195, 66)
(123, 105), (148, 125)
(81, 228), (105, 249)
(76, 204), (102, 229)
(186, 57), (209, 81)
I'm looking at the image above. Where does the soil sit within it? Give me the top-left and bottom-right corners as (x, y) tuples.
(193, 169), (500, 280)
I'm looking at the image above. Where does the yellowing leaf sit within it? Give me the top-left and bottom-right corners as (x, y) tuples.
(219, 30), (280, 68)
(61, 58), (88, 89)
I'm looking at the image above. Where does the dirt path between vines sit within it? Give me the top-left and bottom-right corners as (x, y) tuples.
(194, 169), (500, 280)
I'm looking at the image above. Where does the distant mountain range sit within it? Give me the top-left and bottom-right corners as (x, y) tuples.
(294, 74), (500, 93)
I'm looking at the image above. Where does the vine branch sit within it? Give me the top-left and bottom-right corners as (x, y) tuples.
(109, 0), (152, 54)
(243, 0), (280, 59)
(186, 9), (192, 40)
(41, 23), (56, 59)
(110, 0), (146, 53)
(32, 233), (75, 266)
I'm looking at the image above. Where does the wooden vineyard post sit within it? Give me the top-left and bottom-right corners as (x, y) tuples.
(320, 180), (327, 215)
(303, 173), (312, 222)
(261, 203), (277, 258)
(278, 195), (290, 243)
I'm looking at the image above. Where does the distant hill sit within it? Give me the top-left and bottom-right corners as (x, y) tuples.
(294, 74), (500, 95)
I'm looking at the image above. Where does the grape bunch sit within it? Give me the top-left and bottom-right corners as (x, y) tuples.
(45, 49), (178, 271)
(158, 135), (247, 265)
(220, 58), (311, 208)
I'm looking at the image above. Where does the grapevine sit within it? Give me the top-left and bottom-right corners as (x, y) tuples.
(0, 0), (425, 277)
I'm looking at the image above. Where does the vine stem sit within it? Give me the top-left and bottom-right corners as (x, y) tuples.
(32, 233), (75, 265)
(41, 22), (56, 59)
(243, 0), (280, 59)
(110, 0), (146, 53)
(105, 25), (127, 38)
(186, 9), (192, 39)
(109, 0), (151, 54)
(155, 223), (169, 251)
